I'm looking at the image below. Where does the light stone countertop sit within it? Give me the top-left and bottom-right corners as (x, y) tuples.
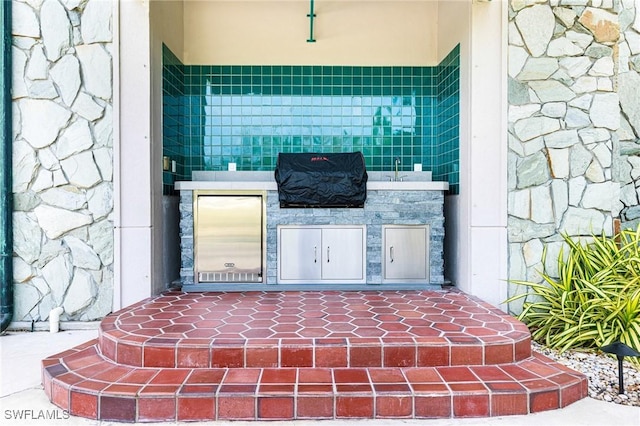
(175, 171), (449, 191)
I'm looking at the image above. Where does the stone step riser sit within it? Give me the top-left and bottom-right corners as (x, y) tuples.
(42, 343), (587, 423)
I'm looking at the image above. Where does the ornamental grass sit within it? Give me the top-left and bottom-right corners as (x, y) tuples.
(508, 227), (640, 356)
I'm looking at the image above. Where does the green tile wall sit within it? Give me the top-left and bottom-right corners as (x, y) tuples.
(163, 46), (460, 194)
(435, 45), (460, 193)
(162, 45), (185, 195)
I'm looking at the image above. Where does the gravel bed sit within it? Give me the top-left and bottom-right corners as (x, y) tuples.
(532, 341), (640, 407)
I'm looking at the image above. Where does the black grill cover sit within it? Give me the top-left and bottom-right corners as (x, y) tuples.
(275, 152), (368, 208)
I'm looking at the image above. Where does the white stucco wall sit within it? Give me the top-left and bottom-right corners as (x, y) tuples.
(114, 0), (185, 310)
(151, 0), (185, 292)
(439, 0), (471, 299)
(468, 1), (508, 309)
(182, 0), (439, 65)
(439, 0), (509, 310)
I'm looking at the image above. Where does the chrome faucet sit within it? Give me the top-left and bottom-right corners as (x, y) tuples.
(394, 157), (401, 181)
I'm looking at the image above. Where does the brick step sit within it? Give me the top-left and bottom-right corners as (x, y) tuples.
(99, 333), (533, 369)
(42, 341), (587, 422)
(98, 290), (532, 368)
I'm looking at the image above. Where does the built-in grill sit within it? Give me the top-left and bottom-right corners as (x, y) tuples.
(275, 152), (368, 208)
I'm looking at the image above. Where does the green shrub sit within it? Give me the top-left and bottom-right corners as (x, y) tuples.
(507, 227), (640, 354)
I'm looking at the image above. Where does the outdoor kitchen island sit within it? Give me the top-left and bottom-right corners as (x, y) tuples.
(176, 171), (448, 291)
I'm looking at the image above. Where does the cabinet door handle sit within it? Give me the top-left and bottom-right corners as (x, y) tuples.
(327, 246), (330, 263)
(390, 246), (394, 263)
(314, 246), (317, 263)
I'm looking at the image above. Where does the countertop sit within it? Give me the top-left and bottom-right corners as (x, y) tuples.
(175, 171), (449, 191)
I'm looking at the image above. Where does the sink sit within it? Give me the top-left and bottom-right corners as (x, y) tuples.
(367, 171), (432, 182)
(366, 171), (446, 191)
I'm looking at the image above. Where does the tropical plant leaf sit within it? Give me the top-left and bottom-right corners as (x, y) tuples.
(507, 226), (640, 364)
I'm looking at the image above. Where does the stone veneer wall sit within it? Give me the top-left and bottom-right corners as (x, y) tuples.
(179, 190), (445, 286)
(11, 0), (113, 322)
(507, 0), (640, 310)
(617, 1), (640, 227)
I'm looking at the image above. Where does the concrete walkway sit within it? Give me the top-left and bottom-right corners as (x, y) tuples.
(1, 329), (638, 426)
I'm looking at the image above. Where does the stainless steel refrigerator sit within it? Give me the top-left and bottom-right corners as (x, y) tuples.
(194, 192), (265, 283)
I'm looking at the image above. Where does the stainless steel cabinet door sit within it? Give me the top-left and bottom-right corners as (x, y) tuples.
(383, 225), (429, 282)
(321, 227), (365, 280)
(278, 227), (322, 281)
(277, 225), (366, 283)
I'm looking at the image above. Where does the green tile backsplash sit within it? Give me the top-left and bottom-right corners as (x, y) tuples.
(435, 45), (460, 192)
(163, 44), (459, 194)
(162, 45), (184, 195)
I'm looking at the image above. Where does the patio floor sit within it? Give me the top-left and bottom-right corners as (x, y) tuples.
(42, 289), (588, 422)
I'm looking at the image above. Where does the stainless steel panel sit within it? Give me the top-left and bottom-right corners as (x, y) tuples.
(278, 227), (322, 281)
(277, 225), (366, 284)
(383, 225), (429, 282)
(195, 194), (264, 283)
(321, 227), (365, 280)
